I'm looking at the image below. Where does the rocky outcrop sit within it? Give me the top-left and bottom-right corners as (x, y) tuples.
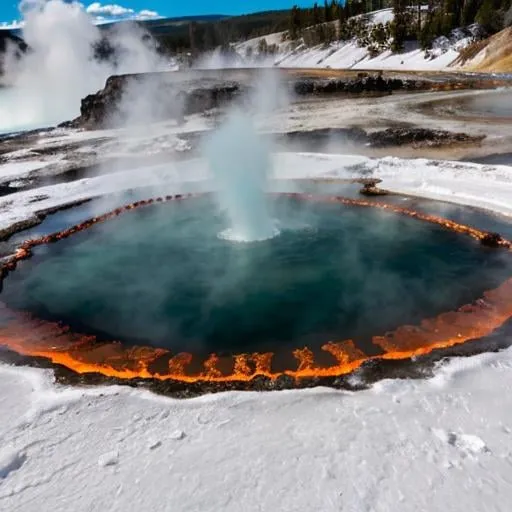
(481, 232), (507, 248)
(293, 71), (512, 97)
(293, 73), (409, 96)
(274, 127), (481, 151)
(357, 178), (389, 196)
(64, 73), (245, 129)
(367, 128), (483, 148)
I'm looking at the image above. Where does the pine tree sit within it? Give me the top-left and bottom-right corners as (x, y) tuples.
(313, 2), (321, 25)
(461, 0), (482, 26)
(290, 5), (302, 40)
(391, 0), (408, 51)
(476, 0), (504, 31)
(258, 37), (269, 55)
(324, 0), (333, 22)
(338, 1), (349, 39)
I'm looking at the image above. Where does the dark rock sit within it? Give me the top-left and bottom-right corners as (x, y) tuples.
(64, 69), (512, 130)
(281, 127), (369, 150)
(65, 73), (244, 130)
(368, 127), (483, 148)
(481, 232), (507, 248)
(360, 186), (389, 197)
(294, 80), (315, 95)
(357, 178), (389, 196)
(292, 74), (417, 97)
(270, 374), (296, 390)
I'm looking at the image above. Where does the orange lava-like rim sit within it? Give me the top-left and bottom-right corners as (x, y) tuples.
(0, 192), (511, 383)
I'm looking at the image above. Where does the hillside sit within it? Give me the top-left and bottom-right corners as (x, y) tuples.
(229, 9), (480, 72)
(456, 27), (512, 72)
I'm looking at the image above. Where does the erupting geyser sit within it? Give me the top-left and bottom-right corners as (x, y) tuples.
(204, 111), (279, 242)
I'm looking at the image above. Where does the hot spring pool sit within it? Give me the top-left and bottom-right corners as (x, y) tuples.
(430, 89), (512, 120)
(2, 195), (511, 365)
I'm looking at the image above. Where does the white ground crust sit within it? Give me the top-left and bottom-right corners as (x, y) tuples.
(1, 347), (512, 512)
(1, 151), (512, 235)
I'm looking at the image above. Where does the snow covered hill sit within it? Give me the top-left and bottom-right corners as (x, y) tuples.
(456, 27), (512, 72)
(215, 9), (484, 72)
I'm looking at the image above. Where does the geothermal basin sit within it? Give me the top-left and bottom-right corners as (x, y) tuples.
(1, 182), (512, 395)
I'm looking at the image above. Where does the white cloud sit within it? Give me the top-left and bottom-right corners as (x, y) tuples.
(86, 2), (134, 17)
(85, 2), (162, 21)
(0, 2), (162, 31)
(137, 9), (159, 19)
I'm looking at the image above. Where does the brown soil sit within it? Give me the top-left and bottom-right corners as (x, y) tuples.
(461, 27), (512, 72)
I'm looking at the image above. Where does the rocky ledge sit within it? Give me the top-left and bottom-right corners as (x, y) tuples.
(293, 72), (512, 96)
(367, 128), (484, 148)
(279, 127), (482, 150)
(63, 73), (245, 129)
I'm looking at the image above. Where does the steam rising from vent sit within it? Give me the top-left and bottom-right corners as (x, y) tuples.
(0, 0), (169, 132)
(202, 69), (289, 243)
(204, 111), (279, 242)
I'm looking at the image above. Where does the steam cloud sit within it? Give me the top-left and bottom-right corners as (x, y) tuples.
(0, 0), (168, 133)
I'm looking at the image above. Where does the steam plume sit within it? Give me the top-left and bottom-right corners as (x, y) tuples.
(0, 0), (168, 133)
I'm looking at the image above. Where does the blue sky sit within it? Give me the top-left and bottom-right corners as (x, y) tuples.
(0, 1), (314, 27)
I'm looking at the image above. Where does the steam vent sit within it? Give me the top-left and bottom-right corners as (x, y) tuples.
(1, 190), (511, 396)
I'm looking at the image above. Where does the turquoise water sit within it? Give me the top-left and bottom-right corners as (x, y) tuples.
(2, 196), (511, 357)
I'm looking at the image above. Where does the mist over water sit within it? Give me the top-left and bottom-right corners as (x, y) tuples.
(0, 0), (168, 132)
(204, 111), (279, 243)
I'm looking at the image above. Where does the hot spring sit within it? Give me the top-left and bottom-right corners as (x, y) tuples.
(1, 187), (512, 392)
(1, 110), (512, 393)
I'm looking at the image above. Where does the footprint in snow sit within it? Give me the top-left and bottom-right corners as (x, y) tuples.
(433, 428), (490, 457)
(0, 449), (27, 479)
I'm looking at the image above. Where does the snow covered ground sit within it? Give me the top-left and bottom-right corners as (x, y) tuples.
(272, 40), (460, 72)
(1, 342), (512, 511)
(2, 152), (512, 237)
(230, 33), (459, 72)
(1, 136), (512, 510)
